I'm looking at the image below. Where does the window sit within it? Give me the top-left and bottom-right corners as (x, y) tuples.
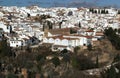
(83, 44), (86, 46)
(7, 26), (9, 29)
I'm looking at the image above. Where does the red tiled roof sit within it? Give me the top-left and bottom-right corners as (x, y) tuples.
(95, 32), (104, 36)
(22, 38), (29, 40)
(47, 35), (79, 40)
(83, 36), (93, 39)
(53, 44), (67, 48)
(86, 30), (94, 32)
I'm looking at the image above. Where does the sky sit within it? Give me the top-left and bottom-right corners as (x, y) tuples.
(0, 0), (120, 8)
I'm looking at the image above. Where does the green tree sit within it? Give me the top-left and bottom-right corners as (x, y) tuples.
(68, 11), (73, 16)
(51, 57), (60, 67)
(61, 49), (68, 54)
(43, 23), (45, 31)
(107, 66), (117, 78)
(116, 63), (120, 78)
(7, 73), (18, 78)
(62, 54), (70, 63)
(89, 8), (94, 13)
(104, 27), (120, 50)
(70, 28), (77, 34)
(118, 10), (120, 14)
(36, 54), (44, 62)
(74, 46), (80, 54)
(113, 54), (120, 63)
(28, 71), (36, 78)
(98, 9), (101, 14)
(87, 44), (92, 51)
(118, 28), (120, 33)
(37, 62), (42, 73)
(71, 55), (95, 70)
(106, 10), (109, 14)
(78, 22), (81, 28)
(47, 21), (53, 30)
(59, 21), (62, 29)
(89, 8), (93, 12)
(36, 54), (45, 72)
(0, 39), (12, 57)
(101, 9), (106, 14)
(96, 55), (99, 68)
(27, 13), (30, 17)
(71, 57), (80, 69)
(94, 10), (97, 13)
(78, 55), (95, 70)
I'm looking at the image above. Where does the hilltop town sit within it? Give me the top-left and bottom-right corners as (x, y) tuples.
(0, 6), (120, 78)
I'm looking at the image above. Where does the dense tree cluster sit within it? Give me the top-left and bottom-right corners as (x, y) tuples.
(113, 54), (120, 63)
(0, 39), (12, 57)
(0, 37), (115, 78)
(78, 22), (81, 28)
(71, 54), (96, 70)
(89, 8), (108, 14)
(101, 65), (120, 78)
(51, 57), (60, 67)
(87, 44), (92, 51)
(101, 54), (120, 78)
(68, 11), (73, 16)
(34, 14), (51, 23)
(70, 28), (77, 34)
(118, 10), (120, 14)
(104, 27), (120, 50)
(39, 14), (51, 20)
(47, 21), (53, 30)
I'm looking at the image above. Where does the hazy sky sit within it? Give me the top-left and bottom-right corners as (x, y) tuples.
(0, 0), (120, 8)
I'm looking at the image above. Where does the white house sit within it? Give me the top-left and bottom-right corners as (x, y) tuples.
(9, 38), (22, 47)
(0, 22), (11, 33)
(43, 34), (90, 51)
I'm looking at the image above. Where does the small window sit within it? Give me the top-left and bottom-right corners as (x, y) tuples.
(83, 44), (86, 46)
(54, 48), (58, 50)
(7, 26), (9, 29)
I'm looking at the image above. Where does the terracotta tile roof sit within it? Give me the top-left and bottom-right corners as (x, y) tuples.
(49, 28), (70, 35)
(31, 26), (39, 28)
(14, 28), (21, 31)
(22, 38), (29, 40)
(53, 44), (67, 48)
(49, 27), (79, 35)
(95, 32), (104, 36)
(83, 36), (93, 39)
(70, 34), (84, 37)
(42, 43), (53, 46)
(47, 35), (79, 40)
(86, 30), (94, 32)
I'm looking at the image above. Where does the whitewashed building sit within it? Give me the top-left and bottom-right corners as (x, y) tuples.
(0, 22), (11, 33)
(9, 39), (22, 47)
(43, 34), (91, 51)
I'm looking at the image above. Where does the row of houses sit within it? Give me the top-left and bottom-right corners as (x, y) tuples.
(42, 29), (104, 51)
(0, 6), (119, 51)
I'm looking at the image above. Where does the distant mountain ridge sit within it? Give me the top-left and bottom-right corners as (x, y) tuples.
(0, 0), (119, 8)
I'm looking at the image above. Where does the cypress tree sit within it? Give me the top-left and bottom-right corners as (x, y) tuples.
(107, 66), (117, 78)
(59, 21), (62, 29)
(96, 55), (99, 68)
(78, 22), (81, 28)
